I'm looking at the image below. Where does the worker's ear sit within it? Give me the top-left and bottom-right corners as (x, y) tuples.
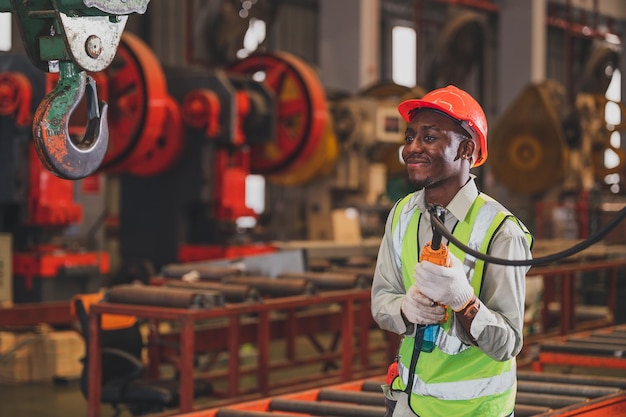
(456, 138), (475, 161)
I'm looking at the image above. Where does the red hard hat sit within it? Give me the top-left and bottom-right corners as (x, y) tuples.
(397, 85), (488, 167)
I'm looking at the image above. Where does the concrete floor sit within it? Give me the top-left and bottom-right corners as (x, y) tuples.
(0, 334), (387, 417)
(0, 378), (130, 417)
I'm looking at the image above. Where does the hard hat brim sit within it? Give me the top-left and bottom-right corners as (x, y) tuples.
(398, 99), (457, 123)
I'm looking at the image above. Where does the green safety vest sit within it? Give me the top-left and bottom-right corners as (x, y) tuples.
(390, 191), (533, 417)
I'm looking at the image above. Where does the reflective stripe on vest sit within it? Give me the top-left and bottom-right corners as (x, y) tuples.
(397, 361), (517, 401)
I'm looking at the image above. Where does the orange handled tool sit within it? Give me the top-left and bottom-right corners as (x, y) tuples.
(420, 204), (451, 267)
(420, 204), (450, 322)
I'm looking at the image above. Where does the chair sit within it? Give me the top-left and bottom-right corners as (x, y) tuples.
(72, 293), (212, 416)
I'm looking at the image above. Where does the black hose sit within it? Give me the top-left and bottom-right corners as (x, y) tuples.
(429, 206), (626, 267)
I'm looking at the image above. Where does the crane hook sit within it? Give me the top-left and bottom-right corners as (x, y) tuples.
(32, 61), (109, 180)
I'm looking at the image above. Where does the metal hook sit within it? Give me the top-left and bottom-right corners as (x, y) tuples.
(32, 62), (109, 180)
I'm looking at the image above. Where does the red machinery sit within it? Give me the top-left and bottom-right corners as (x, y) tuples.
(97, 33), (184, 177)
(0, 64), (110, 303)
(71, 32), (334, 265)
(176, 50), (330, 261)
(0, 33), (183, 304)
(2, 31), (337, 292)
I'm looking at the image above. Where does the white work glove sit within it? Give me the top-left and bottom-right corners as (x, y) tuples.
(401, 284), (447, 324)
(414, 254), (474, 311)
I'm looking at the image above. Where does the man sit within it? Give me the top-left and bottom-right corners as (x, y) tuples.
(371, 85), (533, 417)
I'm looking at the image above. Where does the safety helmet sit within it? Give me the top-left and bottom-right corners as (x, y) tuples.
(397, 85), (488, 167)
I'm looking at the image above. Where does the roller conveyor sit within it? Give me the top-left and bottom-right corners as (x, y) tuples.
(270, 398), (384, 417)
(567, 335), (626, 345)
(328, 266), (375, 283)
(516, 380), (620, 397)
(539, 341), (626, 356)
(104, 284), (225, 309)
(534, 324), (626, 372)
(317, 389), (385, 406)
(174, 370), (626, 417)
(161, 264), (242, 280)
(277, 271), (369, 290)
(517, 370), (626, 389)
(515, 392), (587, 408)
(216, 412), (303, 417)
(514, 404), (552, 417)
(222, 276), (316, 298)
(164, 280), (262, 303)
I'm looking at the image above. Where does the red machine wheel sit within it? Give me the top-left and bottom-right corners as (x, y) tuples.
(0, 72), (32, 126)
(229, 51), (328, 175)
(100, 32), (169, 173)
(127, 96), (185, 176)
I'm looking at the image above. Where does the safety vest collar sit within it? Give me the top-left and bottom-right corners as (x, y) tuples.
(397, 361), (516, 401)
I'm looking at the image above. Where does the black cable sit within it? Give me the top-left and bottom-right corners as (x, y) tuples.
(429, 206), (626, 267)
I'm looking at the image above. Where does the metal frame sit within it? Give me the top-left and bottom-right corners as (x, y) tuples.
(532, 324), (626, 373)
(526, 258), (626, 336)
(87, 288), (389, 417)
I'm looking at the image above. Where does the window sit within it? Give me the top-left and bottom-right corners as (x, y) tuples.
(236, 174), (265, 229)
(0, 13), (11, 51)
(237, 18), (266, 59)
(392, 26), (416, 87)
(604, 67), (622, 193)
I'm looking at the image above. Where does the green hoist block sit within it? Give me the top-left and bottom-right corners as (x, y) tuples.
(0, 0), (150, 73)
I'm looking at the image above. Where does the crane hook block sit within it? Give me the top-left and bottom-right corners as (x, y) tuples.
(32, 62), (108, 180)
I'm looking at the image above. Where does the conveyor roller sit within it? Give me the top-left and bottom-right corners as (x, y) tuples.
(164, 280), (261, 303)
(517, 370), (626, 389)
(516, 380), (619, 397)
(317, 389), (385, 406)
(329, 266), (375, 283)
(540, 341), (626, 357)
(161, 264), (241, 280)
(104, 284), (224, 309)
(513, 404), (551, 417)
(278, 271), (369, 290)
(514, 392), (587, 408)
(216, 411), (302, 417)
(222, 276), (316, 298)
(270, 398), (384, 417)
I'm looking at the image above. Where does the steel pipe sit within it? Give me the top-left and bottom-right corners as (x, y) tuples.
(104, 284), (224, 309)
(514, 404), (552, 417)
(165, 280), (261, 303)
(278, 271), (368, 290)
(517, 380), (619, 397)
(270, 398), (384, 417)
(223, 276), (316, 298)
(517, 370), (626, 389)
(540, 341), (626, 357)
(217, 411), (303, 417)
(515, 392), (587, 408)
(568, 335), (626, 345)
(330, 266), (375, 282)
(361, 380), (386, 393)
(161, 264), (241, 280)
(318, 389), (385, 407)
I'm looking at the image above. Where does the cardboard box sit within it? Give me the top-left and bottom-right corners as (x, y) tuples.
(0, 234), (12, 305)
(332, 208), (362, 243)
(44, 331), (84, 379)
(0, 329), (85, 382)
(30, 334), (53, 382)
(0, 331), (34, 383)
(0, 354), (30, 383)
